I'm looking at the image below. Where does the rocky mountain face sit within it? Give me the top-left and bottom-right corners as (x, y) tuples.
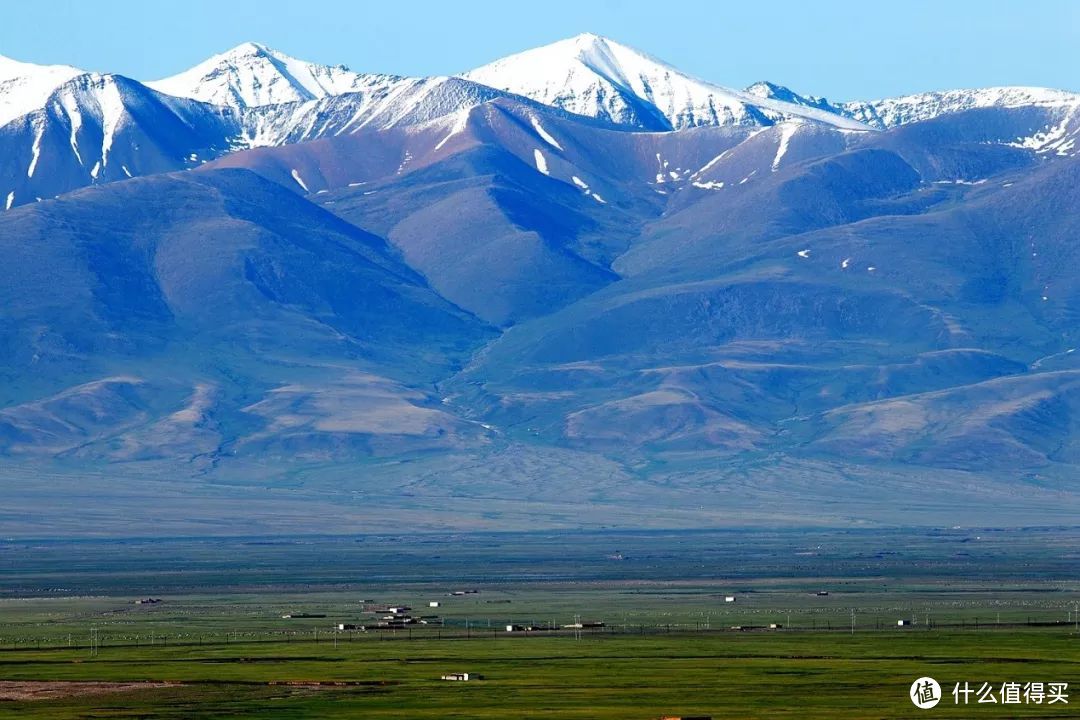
(1, 36), (1079, 534)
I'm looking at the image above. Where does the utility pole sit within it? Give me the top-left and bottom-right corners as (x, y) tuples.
(851, 609), (855, 635)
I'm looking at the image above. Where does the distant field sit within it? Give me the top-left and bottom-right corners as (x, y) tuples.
(0, 529), (1077, 718)
(0, 630), (1077, 718)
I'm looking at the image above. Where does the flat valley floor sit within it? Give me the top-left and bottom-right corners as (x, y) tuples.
(0, 528), (1077, 718)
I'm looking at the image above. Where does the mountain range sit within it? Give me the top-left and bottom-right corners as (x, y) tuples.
(1, 34), (1079, 535)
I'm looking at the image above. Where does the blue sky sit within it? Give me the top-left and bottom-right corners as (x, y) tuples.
(1, 0), (1077, 100)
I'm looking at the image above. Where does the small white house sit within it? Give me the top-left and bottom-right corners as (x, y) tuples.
(897, 619), (911, 626)
(429, 601), (441, 608)
(440, 672), (480, 681)
(725, 596), (736, 603)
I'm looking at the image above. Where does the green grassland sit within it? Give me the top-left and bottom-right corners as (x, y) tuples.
(0, 630), (1077, 718)
(1, 530), (1077, 718)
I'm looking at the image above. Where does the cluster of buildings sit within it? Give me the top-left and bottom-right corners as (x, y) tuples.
(342, 603), (443, 630)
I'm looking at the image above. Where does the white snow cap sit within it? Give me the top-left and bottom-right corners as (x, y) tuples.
(0, 54), (84, 127)
(461, 33), (868, 131)
(147, 42), (395, 108)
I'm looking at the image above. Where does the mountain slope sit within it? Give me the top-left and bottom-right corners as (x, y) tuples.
(461, 33), (868, 131)
(0, 168), (493, 471)
(209, 96), (775, 325)
(0, 73), (238, 209)
(213, 101), (634, 325)
(451, 152), (1080, 469)
(0, 167), (486, 368)
(237, 76), (515, 147)
(214, 87), (1080, 485)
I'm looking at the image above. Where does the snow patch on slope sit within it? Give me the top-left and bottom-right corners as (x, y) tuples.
(530, 115), (563, 150)
(434, 109), (470, 151)
(772, 121), (800, 171)
(533, 148), (549, 175)
(27, 120), (44, 177)
(97, 76), (126, 174)
(58, 92), (85, 165)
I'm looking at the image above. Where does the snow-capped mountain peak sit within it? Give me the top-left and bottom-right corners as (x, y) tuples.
(0, 54), (84, 127)
(460, 33), (868, 131)
(744, 81), (841, 115)
(147, 42), (400, 109)
(223, 41), (271, 58)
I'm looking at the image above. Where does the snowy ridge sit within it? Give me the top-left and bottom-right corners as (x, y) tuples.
(147, 42), (402, 109)
(236, 76), (508, 148)
(840, 86), (1080, 129)
(460, 33), (868, 131)
(744, 81), (843, 115)
(4, 35), (1080, 212)
(0, 54), (83, 127)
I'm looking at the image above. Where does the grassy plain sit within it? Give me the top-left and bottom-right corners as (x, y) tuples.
(0, 529), (1076, 718)
(0, 629), (1077, 718)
